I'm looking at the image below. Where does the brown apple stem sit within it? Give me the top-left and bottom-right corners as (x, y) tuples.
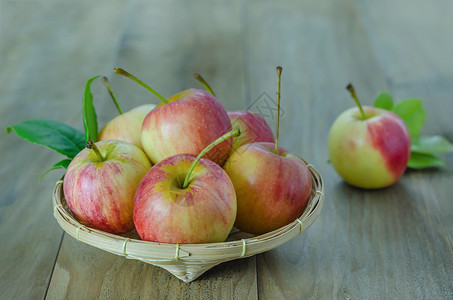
(193, 73), (216, 96)
(86, 140), (105, 162)
(113, 68), (169, 104)
(274, 66), (282, 155)
(346, 83), (366, 119)
(182, 128), (240, 189)
(102, 76), (123, 114)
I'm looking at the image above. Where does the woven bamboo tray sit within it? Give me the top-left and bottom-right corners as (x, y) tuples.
(52, 163), (324, 282)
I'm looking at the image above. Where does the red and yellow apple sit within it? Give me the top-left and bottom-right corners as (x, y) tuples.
(328, 105), (410, 189)
(113, 68), (232, 165)
(133, 154), (237, 244)
(63, 140), (151, 233)
(98, 104), (155, 150)
(224, 142), (312, 235)
(228, 111), (274, 151)
(141, 89), (232, 165)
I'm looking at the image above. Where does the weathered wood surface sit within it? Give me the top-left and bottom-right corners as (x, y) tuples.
(0, 0), (452, 299)
(0, 1), (128, 299)
(246, 0), (453, 299)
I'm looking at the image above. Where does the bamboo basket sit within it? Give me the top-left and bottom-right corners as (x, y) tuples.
(52, 163), (324, 283)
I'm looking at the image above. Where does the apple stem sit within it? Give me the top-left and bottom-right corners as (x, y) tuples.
(346, 83), (366, 119)
(182, 128), (240, 189)
(274, 66), (282, 155)
(193, 73), (216, 96)
(86, 140), (105, 162)
(114, 68), (169, 104)
(102, 76), (123, 114)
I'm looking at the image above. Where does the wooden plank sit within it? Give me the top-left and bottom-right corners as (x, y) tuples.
(0, 1), (129, 299)
(47, 235), (257, 299)
(355, 0), (453, 298)
(46, 0), (258, 298)
(242, 0), (453, 299)
(240, 0), (388, 297)
(3, 0), (451, 298)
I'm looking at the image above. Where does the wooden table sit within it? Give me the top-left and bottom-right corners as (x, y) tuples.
(1, 0), (452, 299)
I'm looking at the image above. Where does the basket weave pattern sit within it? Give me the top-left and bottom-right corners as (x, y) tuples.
(53, 164), (324, 282)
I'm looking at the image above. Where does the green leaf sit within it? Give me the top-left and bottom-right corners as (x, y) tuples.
(6, 120), (85, 158)
(373, 92), (394, 110)
(407, 152), (445, 169)
(392, 99), (426, 136)
(83, 75), (101, 143)
(411, 135), (453, 155)
(40, 159), (72, 179)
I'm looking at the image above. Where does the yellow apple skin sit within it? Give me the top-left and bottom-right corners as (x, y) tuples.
(328, 106), (411, 189)
(98, 104), (155, 150)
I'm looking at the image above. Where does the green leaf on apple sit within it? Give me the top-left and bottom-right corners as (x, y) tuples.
(411, 135), (453, 155)
(392, 98), (426, 137)
(40, 159), (72, 179)
(373, 95), (426, 137)
(373, 93), (452, 169)
(83, 75), (101, 143)
(407, 152), (445, 169)
(373, 92), (394, 110)
(6, 119), (85, 158)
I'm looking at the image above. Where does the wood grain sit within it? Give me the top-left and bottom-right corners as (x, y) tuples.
(45, 0), (258, 299)
(47, 235), (257, 300)
(1, 0), (452, 299)
(356, 0), (453, 297)
(247, 0), (453, 299)
(0, 1), (128, 299)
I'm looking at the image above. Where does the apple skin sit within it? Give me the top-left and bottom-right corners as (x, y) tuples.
(98, 104), (155, 150)
(228, 111), (275, 151)
(223, 142), (312, 235)
(141, 89), (232, 165)
(133, 154), (237, 244)
(328, 106), (411, 189)
(63, 140), (151, 234)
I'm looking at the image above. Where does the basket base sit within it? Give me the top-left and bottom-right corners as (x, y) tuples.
(143, 260), (221, 282)
(52, 164), (324, 283)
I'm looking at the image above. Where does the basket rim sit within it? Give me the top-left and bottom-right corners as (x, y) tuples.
(53, 163), (324, 263)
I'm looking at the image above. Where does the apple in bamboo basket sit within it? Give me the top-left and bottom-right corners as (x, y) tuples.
(228, 111), (275, 151)
(328, 84), (411, 189)
(98, 104), (155, 150)
(142, 89), (232, 165)
(133, 129), (239, 244)
(114, 68), (232, 165)
(224, 67), (313, 235)
(224, 142), (312, 234)
(191, 73), (275, 151)
(97, 77), (155, 150)
(63, 140), (151, 234)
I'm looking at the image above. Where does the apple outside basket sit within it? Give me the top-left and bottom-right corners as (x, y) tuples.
(52, 161), (324, 283)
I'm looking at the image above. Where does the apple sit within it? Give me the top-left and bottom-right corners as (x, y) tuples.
(224, 142), (312, 234)
(190, 73), (275, 151)
(133, 129), (239, 244)
(141, 89), (232, 165)
(98, 104), (155, 150)
(228, 110), (274, 151)
(63, 140), (151, 234)
(223, 67), (313, 235)
(114, 68), (232, 165)
(98, 76), (155, 150)
(328, 85), (410, 189)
